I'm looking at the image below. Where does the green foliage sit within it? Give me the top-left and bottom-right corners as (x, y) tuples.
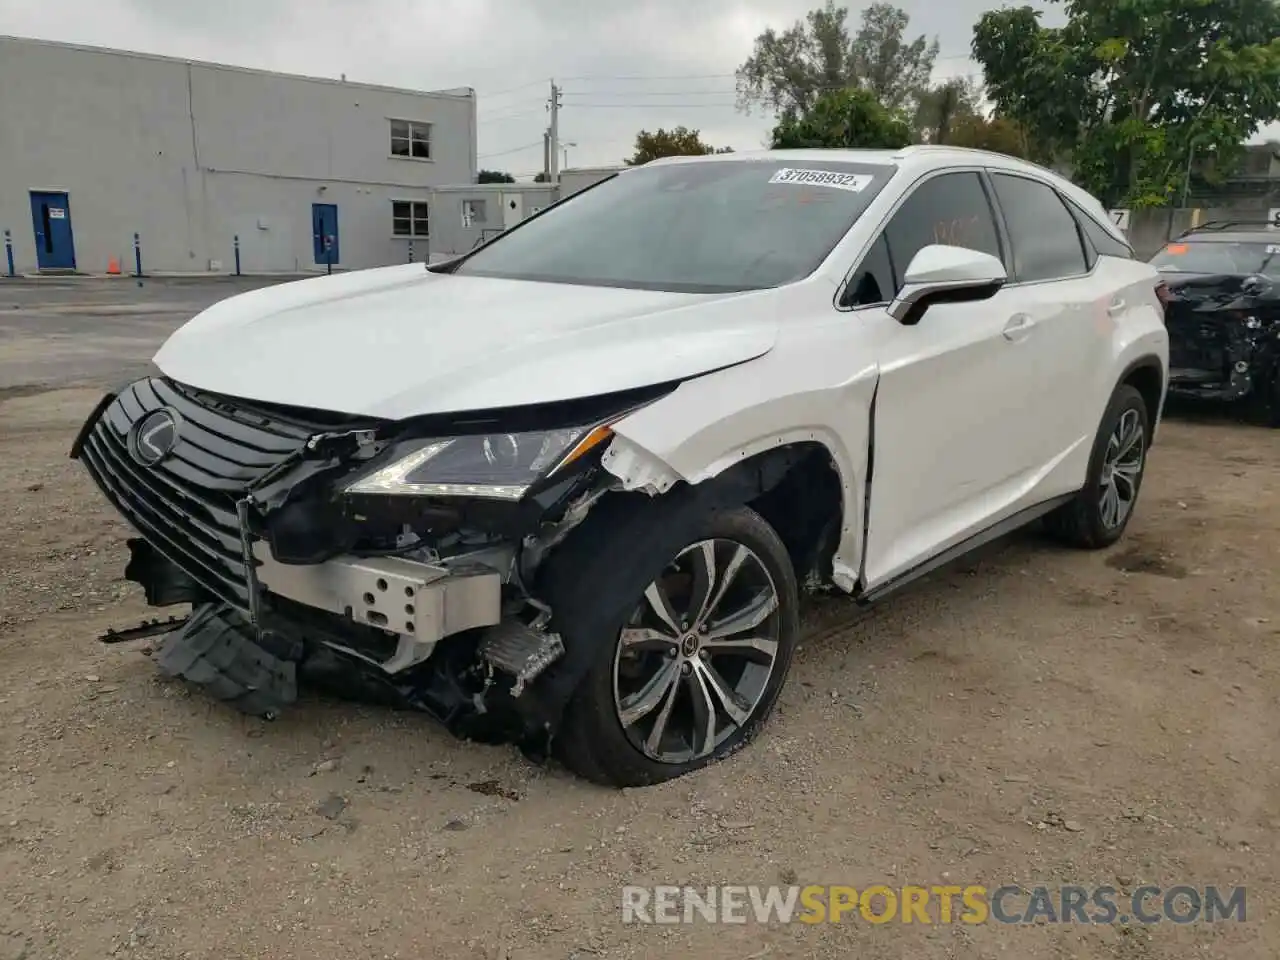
(736, 1), (937, 116)
(533, 172), (550, 183)
(624, 127), (731, 165)
(477, 170), (516, 184)
(972, 0), (1280, 206)
(914, 77), (984, 144)
(948, 116), (1035, 159)
(770, 87), (913, 150)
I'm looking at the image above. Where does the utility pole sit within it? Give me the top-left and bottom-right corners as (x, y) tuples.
(548, 79), (562, 185)
(542, 130), (551, 182)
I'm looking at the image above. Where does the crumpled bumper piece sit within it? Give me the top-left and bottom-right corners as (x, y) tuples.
(155, 603), (300, 718)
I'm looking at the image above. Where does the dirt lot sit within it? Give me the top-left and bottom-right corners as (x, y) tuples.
(1, 282), (1278, 959)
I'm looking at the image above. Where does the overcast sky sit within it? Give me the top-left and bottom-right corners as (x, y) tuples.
(2, 0), (1276, 180)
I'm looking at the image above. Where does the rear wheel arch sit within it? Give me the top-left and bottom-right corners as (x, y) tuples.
(1118, 354), (1166, 438)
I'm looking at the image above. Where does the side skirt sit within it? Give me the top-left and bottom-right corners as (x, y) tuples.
(855, 492), (1077, 607)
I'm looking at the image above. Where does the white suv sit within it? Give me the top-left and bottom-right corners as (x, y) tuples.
(73, 146), (1169, 787)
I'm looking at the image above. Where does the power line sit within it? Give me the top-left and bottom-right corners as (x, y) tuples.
(554, 55), (977, 83)
(474, 79), (550, 98)
(478, 108), (546, 125)
(566, 103), (740, 109)
(477, 139), (546, 159)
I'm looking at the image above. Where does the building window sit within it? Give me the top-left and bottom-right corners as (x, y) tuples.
(462, 199), (487, 226)
(393, 201), (429, 237)
(390, 119), (431, 159)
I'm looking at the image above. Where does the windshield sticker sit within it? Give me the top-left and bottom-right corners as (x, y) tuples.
(1165, 243), (1189, 254)
(1266, 244), (1280, 255)
(768, 168), (872, 192)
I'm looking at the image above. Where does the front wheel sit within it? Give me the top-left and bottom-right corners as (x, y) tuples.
(1044, 383), (1150, 549)
(551, 505), (800, 787)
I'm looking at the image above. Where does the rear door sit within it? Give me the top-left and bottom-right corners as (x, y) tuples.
(984, 171), (1110, 498)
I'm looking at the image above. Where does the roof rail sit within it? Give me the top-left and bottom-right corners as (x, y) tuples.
(1177, 218), (1278, 238)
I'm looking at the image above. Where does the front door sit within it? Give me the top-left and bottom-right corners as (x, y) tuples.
(29, 191), (76, 270)
(859, 170), (1042, 588)
(312, 203), (339, 265)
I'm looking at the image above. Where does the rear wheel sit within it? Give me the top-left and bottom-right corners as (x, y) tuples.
(552, 506), (799, 787)
(1044, 383), (1149, 549)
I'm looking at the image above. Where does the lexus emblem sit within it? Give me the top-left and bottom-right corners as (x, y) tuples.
(130, 409), (179, 466)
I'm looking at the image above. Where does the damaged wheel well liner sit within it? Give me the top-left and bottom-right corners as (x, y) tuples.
(525, 441), (842, 736)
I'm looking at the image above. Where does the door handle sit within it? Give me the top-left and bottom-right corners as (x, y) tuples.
(1002, 313), (1035, 341)
(1107, 298), (1126, 316)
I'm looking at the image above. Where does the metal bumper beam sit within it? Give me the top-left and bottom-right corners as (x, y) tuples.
(251, 544), (503, 673)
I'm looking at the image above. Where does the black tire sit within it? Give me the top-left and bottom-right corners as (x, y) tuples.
(1044, 383), (1150, 549)
(545, 503), (800, 788)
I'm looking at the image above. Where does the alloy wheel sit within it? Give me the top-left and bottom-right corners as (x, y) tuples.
(612, 538), (782, 764)
(1099, 408), (1144, 530)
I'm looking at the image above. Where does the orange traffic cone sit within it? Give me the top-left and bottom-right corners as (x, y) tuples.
(106, 256), (121, 275)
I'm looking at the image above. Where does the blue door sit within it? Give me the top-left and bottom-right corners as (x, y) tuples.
(30, 191), (76, 270)
(312, 203), (339, 265)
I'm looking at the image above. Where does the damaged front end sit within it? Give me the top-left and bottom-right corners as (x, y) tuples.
(70, 375), (669, 744)
(1163, 272), (1280, 406)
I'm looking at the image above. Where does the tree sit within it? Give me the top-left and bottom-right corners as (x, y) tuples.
(849, 3), (940, 114)
(624, 127), (732, 165)
(736, 1), (938, 116)
(533, 172), (550, 183)
(972, 0), (1280, 207)
(770, 87), (913, 150)
(477, 169), (515, 183)
(914, 77), (983, 144)
(947, 115), (1034, 158)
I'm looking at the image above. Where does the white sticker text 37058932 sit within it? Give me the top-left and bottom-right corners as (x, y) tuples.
(767, 168), (873, 193)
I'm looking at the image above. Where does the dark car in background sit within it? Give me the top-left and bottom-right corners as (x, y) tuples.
(1150, 221), (1280, 424)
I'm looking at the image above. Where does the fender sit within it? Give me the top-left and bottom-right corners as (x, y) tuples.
(601, 320), (882, 594)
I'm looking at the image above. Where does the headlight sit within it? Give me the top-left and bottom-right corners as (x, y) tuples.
(345, 424), (614, 500)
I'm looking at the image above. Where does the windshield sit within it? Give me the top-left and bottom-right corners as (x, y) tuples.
(448, 159), (895, 293)
(1150, 239), (1280, 278)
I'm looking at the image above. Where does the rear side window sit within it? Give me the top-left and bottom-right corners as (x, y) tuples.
(1065, 199), (1134, 259)
(990, 173), (1088, 282)
(882, 172), (1002, 293)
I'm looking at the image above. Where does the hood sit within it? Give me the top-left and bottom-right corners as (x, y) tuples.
(152, 264), (777, 420)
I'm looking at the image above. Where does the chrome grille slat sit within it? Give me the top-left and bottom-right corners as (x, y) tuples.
(76, 377), (327, 614)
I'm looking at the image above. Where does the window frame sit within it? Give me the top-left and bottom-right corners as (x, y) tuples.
(984, 170), (1093, 286)
(390, 118), (432, 161)
(836, 166), (1008, 311)
(391, 199), (430, 238)
(462, 198), (488, 225)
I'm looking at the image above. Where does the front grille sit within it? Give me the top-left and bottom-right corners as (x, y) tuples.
(77, 377), (335, 612)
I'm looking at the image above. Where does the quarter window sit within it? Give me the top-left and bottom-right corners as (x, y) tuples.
(392, 201), (429, 237)
(1065, 198), (1135, 260)
(990, 173), (1088, 282)
(390, 119), (431, 159)
(882, 172), (1002, 294)
(843, 234), (895, 307)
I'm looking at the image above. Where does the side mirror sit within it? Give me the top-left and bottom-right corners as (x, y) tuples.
(888, 244), (1008, 326)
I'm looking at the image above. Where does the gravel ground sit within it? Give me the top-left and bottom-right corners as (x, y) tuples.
(0, 298), (1277, 958)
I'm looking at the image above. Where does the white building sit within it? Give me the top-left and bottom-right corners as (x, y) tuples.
(0, 35), (477, 275)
